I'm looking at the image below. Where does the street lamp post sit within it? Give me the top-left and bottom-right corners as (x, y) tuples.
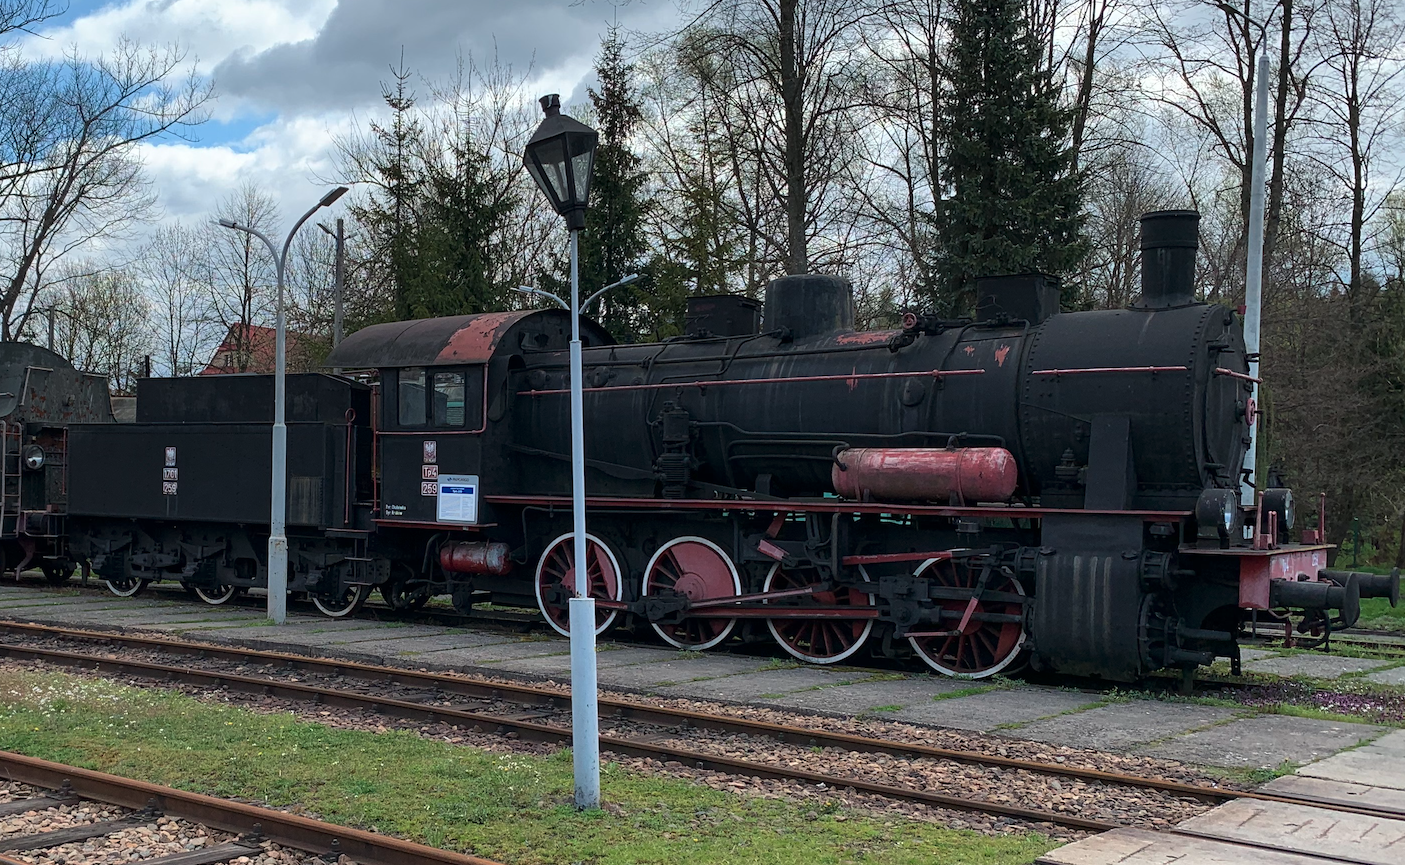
(523, 93), (601, 810)
(217, 186), (348, 625)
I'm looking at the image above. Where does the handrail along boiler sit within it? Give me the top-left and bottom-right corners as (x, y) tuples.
(20, 209), (1398, 679)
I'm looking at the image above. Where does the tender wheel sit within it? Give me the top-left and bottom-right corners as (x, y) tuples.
(642, 537), (741, 650)
(534, 532), (622, 637)
(763, 564), (875, 664)
(313, 583), (369, 618)
(42, 563), (72, 585)
(105, 575), (149, 598)
(907, 557), (1027, 679)
(193, 583), (240, 606)
(381, 569), (431, 612)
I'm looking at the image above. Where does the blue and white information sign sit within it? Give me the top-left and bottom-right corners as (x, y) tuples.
(436, 474), (479, 524)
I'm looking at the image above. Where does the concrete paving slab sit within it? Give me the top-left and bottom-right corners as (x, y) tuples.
(90, 610), (263, 626)
(490, 646), (675, 677)
(1261, 775), (1405, 816)
(1237, 647), (1279, 662)
(657, 667), (857, 701)
(1016, 700), (1240, 751)
(1365, 664), (1405, 686)
(1296, 749), (1405, 792)
(410, 640), (571, 665)
(323, 626), (455, 644)
(596, 655), (776, 690)
(1138, 713), (1384, 768)
(771, 676), (973, 715)
(889, 687), (1103, 732)
(1038, 827), (1334, 865)
(1176, 798), (1405, 865)
(329, 632), (517, 655)
(1244, 653), (1392, 678)
(1367, 729), (1405, 756)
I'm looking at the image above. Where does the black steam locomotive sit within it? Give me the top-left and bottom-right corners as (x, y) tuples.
(4, 210), (1397, 680)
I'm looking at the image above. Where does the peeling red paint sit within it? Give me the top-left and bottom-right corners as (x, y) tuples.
(995, 344), (1011, 367)
(963, 345), (976, 356)
(846, 365), (858, 391)
(436, 312), (531, 363)
(834, 330), (898, 345)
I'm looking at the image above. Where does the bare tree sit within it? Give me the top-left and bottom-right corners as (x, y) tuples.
(203, 183), (279, 372)
(1306, 0), (1404, 308)
(38, 260), (153, 391)
(141, 223), (217, 376)
(0, 38), (210, 337)
(679, 0), (874, 276)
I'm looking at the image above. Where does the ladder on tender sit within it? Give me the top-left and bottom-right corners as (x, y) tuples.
(0, 422), (20, 539)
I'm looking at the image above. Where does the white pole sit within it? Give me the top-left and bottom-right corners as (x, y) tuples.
(1241, 53), (1269, 512)
(269, 253), (289, 625)
(566, 228), (601, 809)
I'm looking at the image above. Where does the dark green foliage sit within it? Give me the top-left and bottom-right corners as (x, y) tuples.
(932, 0), (1088, 314)
(546, 28), (655, 341)
(347, 59), (513, 324)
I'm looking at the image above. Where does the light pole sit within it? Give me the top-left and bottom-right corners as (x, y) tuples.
(523, 93), (601, 810)
(217, 185), (348, 624)
(317, 218), (347, 350)
(1216, 2), (1270, 512)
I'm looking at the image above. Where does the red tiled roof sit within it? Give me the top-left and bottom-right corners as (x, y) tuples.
(200, 324), (307, 375)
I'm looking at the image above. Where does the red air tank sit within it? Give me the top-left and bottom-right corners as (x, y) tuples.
(440, 541), (513, 575)
(831, 447), (1018, 504)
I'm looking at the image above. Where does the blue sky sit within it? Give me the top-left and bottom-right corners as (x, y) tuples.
(20, 0), (678, 227)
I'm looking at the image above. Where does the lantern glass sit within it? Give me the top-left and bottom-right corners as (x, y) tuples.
(526, 136), (570, 210)
(524, 94), (598, 219)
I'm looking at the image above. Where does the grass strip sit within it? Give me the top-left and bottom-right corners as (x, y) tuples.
(0, 667), (1057, 865)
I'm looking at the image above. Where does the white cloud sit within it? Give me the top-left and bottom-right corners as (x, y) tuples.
(23, 0), (338, 74)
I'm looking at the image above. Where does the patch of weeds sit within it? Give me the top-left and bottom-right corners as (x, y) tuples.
(867, 705), (903, 713)
(674, 649), (706, 660)
(933, 685), (997, 701)
(1208, 761), (1299, 786)
(1221, 678), (1405, 726)
(755, 658), (801, 672)
(860, 671), (909, 683)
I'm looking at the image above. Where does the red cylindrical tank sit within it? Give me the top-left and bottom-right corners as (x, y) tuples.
(440, 541), (513, 575)
(831, 447), (1018, 504)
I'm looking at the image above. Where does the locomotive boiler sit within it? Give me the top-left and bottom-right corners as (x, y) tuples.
(23, 208), (1399, 681)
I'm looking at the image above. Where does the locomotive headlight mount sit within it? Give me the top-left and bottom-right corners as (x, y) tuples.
(22, 444), (44, 471)
(1195, 488), (1241, 543)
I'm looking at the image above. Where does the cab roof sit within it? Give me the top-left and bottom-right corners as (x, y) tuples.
(322, 309), (614, 369)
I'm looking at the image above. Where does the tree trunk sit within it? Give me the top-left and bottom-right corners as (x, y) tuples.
(779, 0), (807, 275)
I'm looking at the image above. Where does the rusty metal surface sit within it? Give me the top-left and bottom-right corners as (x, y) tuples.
(322, 310), (612, 369)
(832, 447), (1019, 504)
(0, 750), (503, 865)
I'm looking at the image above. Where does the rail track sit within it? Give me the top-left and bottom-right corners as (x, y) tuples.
(0, 621), (1399, 838)
(0, 749), (500, 865)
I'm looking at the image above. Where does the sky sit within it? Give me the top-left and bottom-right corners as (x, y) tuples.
(20, 0), (681, 230)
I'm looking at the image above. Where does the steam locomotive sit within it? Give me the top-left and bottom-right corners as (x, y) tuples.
(3, 210), (1397, 680)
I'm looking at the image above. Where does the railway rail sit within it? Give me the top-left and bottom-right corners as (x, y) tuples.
(0, 750), (501, 865)
(0, 621), (1399, 838)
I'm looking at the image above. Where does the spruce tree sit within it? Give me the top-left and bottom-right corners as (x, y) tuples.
(571, 27), (651, 341)
(933, 0), (1087, 313)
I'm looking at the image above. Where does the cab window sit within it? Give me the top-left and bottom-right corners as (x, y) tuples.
(433, 371), (466, 426)
(397, 368), (426, 426)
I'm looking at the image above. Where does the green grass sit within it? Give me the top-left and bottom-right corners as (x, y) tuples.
(0, 668), (1056, 864)
(1357, 597), (1405, 631)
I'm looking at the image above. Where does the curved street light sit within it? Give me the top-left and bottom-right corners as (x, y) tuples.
(215, 185), (348, 625)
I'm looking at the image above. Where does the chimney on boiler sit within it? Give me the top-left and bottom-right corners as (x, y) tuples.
(1136, 210), (1200, 310)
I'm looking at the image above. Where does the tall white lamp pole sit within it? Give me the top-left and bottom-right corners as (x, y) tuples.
(523, 93), (603, 810)
(217, 185), (348, 624)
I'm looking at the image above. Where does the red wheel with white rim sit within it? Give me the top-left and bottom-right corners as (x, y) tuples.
(533, 532), (622, 637)
(642, 536), (741, 650)
(907, 557), (1027, 678)
(763, 565), (874, 664)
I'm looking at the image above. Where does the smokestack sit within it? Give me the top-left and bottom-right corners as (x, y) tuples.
(1137, 210), (1200, 309)
(763, 274), (854, 341)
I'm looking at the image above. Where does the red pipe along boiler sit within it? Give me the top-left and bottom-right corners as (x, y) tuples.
(831, 447), (1019, 504)
(439, 541), (513, 575)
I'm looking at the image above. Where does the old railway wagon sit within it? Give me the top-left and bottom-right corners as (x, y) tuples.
(22, 209), (1402, 680)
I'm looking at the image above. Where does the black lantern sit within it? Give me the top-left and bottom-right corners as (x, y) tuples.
(523, 94), (598, 231)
